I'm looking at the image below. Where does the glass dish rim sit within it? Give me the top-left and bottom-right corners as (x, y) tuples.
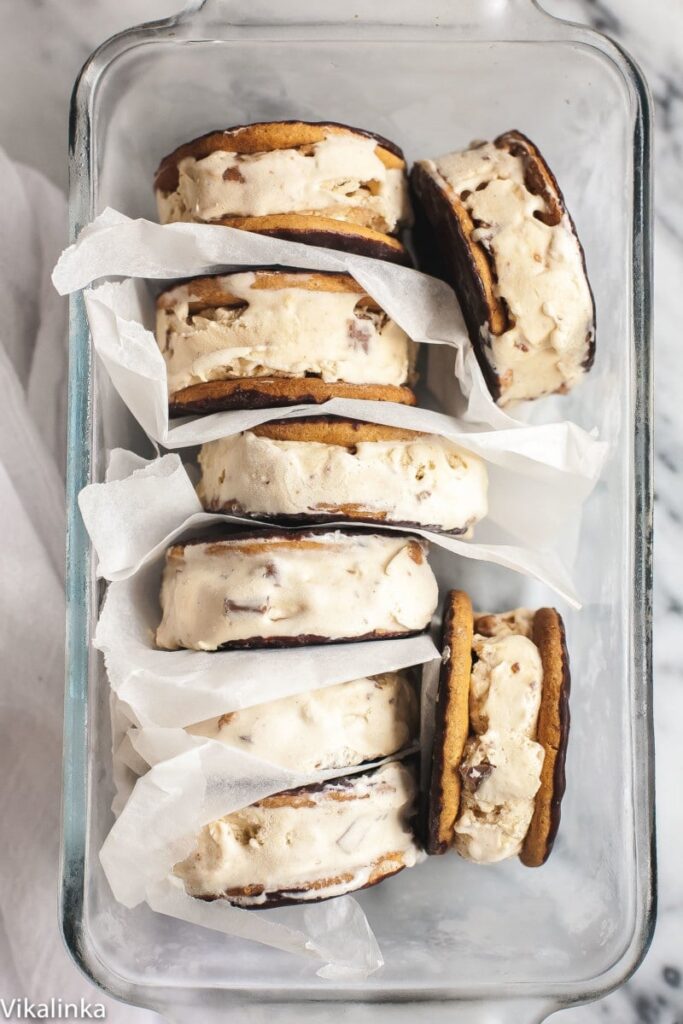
(61, 2), (655, 1017)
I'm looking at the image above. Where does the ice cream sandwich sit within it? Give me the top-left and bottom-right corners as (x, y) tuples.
(155, 120), (412, 264)
(155, 528), (439, 651)
(187, 671), (419, 772)
(156, 270), (418, 415)
(411, 131), (595, 405)
(197, 417), (489, 535)
(426, 591), (570, 866)
(173, 760), (422, 907)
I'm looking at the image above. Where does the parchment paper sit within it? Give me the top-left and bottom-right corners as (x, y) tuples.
(52, 209), (603, 440)
(79, 445), (594, 609)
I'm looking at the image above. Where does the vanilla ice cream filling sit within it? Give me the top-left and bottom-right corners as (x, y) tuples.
(197, 431), (488, 534)
(174, 761), (421, 903)
(429, 143), (593, 404)
(155, 532), (438, 651)
(187, 672), (419, 772)
(454, 611), (545, 863)
(156, 134), (411, 234)
(157, 272), (416, 395)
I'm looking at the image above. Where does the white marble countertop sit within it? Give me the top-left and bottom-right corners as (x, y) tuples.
(3, 1), (679, 1021)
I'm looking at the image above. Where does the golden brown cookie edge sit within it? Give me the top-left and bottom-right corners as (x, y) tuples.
(520, 607), (571, 867)
(425, 590), (474, 855)
(154, 120), (406, 191)
(250, 417), (424, 445)
(169, 378), (417, 416)
(156, 268), (368, 310)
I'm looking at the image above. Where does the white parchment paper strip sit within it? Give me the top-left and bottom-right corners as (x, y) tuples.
(109, 694), (145, 818)
(79, 448), (590, 605)
(53, 209), (468, 343)
(53, 210), (601, 436)
(145, 877), (383, 982)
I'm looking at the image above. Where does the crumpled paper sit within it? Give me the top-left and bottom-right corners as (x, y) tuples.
(52, 208), (601, 439)
(79, 435), (597, 608)
(109, 693), (145, 817)
(99, 737), (407, 979)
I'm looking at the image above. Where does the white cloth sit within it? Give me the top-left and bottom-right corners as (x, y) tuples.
(0, 147), (157, 1022)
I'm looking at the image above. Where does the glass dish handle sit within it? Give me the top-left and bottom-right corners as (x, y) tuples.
(177, 0), (565, 33)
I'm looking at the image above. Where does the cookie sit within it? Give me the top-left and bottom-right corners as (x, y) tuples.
(426, 598), (570, 866)
(203, 215), (411, 265)
(197, 417), (489, 535)
(156, 269), (418, 414)
(250, 417), (420, 445)
(173, 760), (423, 907)
(155, 527), (439, 651)
(411, 131), (595, 405)
(155, 120), (412, 262)
(520, 608), (571, 867)
(425, 590), (474, 855)
(169, 378), (416, 416)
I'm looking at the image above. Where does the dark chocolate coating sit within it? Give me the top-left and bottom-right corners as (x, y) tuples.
(169, 381), (416, 416)
(209, 628), (426, 652)
(169, 384), (331, 417)
(249, 226), (411, 266)
(221, 863), (408, 909)
(172, 523), (427, 548)
(200, 504), (470, 538)
(195, 863), (408, 909)
(410, 161), (503, 402)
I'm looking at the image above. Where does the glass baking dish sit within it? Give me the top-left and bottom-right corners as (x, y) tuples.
(62, 1), (654, 1020)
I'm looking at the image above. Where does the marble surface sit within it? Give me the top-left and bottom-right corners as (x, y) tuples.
(2, 0), (679, 1021)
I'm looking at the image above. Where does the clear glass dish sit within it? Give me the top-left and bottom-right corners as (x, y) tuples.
(62, 2), (654, 1020)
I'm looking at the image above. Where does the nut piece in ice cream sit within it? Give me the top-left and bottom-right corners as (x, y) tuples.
(197, 417), (489, 536)
(155, 528), (439, 651)
(156, 270), (418, 415)
(155, 120), (413, 265)
(411, 130), (595, 405)
(173, 760), (424, 906)
(425, 590), (570, 866)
